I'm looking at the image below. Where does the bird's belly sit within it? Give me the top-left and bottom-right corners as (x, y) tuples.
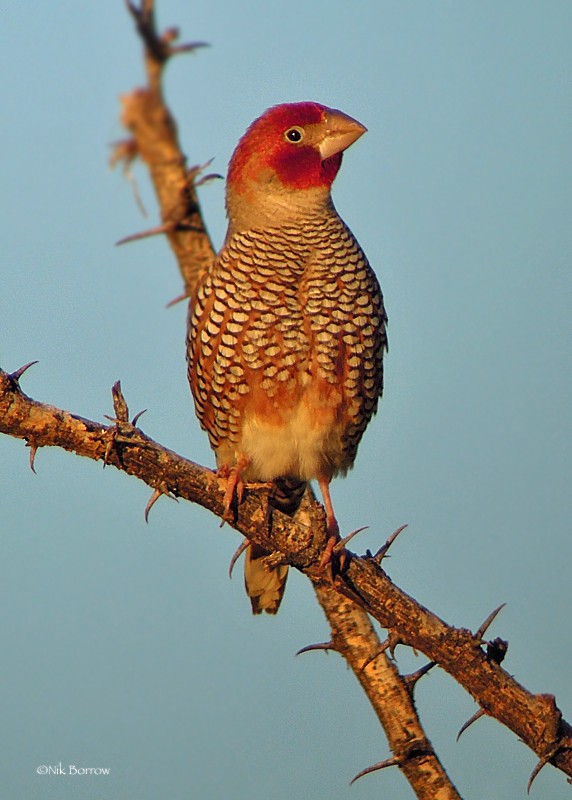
(239, 383), (345, 482)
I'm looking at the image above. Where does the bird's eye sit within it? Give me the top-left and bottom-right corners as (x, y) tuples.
(284, 127), (304, 143)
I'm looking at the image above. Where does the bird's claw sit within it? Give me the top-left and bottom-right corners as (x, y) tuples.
(317, 529), (341, 572)
(217, 457), (250, 524)
(318, 525), (369, 573)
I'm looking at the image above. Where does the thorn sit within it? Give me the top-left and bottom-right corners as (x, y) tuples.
(124, 0), (138, 18)
(350, 755), (401, 785)
(528, 760), (545, 794)
(10, 360), (39, 382)
(131, 409), (147, 427)
(109, 138), (146, 216)
(404, 661), (436, 690)
(333, 526), (369, 554)
(161, 25), (180, 44)
(386, 631), (403, 660)
(456, 708), (487, 741)
(186, 159), (222, 190)
(144, 485), (178, 523)
(28, 443), (38, 474)
(187, 158), (215, 182)
(194, 172), (223, 187)
(475, 603), (507, 640)
(372, 524), (409, 563)
(116, 221), (174, 246)
(130, 174), (147, 216)
(228, 540), (250, 579)
(108, 137), (139, 170)
(168, 41), (210, 56)
(166, 291), (189, 308)
(125, 0), (208, 63)
(296, 641), (336, 657)
(145, 489), (163, 522)
(527, 742), (562, 794)
(359, 640), (391, 673)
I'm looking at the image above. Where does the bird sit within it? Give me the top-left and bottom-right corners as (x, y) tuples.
(186, 102), (387, 613)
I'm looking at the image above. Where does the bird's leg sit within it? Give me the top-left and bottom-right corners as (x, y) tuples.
(219, 455), (250, 521)
(317, 476), (340, 570)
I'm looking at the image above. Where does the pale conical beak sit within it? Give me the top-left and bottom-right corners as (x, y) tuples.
(319, 108), (368, 160)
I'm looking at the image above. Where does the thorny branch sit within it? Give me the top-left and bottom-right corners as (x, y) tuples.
(115, 0), (215, 297)
(1, 367), (572, 791)
(311, 582), (462, 798)
(1, 2), (571, 797)
(117, 4), (461, 797)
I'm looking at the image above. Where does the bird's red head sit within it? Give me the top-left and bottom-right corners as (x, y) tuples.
(227, 102), (367, 193)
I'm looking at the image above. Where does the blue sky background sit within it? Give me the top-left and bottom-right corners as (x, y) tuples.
(1, 2), (571, 798)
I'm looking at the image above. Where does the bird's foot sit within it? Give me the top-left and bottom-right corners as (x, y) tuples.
(221, 469), (245, 522)
(218, 456), (250, 523)
(315, 476), (348, 572)
(317, 519), (341, 572)
(317, 522), (367, 573)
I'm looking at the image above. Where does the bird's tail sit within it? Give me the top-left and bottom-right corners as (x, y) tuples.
(244, 478), (306, 614)
(270, 477), (307, 516)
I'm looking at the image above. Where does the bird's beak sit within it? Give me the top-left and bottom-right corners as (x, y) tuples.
(319, 108), (367, 161)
